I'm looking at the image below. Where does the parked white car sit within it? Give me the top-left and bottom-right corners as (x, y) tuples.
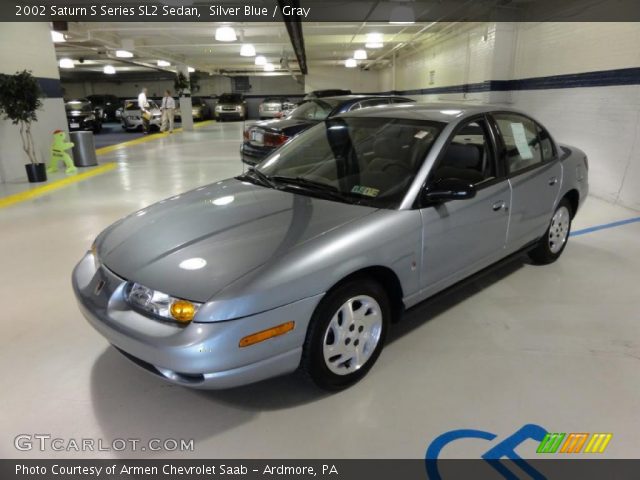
(121, 99), (162, 132)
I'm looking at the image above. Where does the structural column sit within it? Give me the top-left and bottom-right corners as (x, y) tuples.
(0, 22), (67, 183)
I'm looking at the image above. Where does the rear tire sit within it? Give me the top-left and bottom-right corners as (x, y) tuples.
(300, 277), (390, 391)
(528, 198), (573, 265)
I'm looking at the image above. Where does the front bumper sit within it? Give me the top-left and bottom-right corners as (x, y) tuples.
(72, 252), (323, 389)
(67, 117), (97, 131)
(216, 111), (244, 120)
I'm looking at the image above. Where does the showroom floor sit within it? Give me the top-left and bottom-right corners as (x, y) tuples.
(0, 122), (638, 460)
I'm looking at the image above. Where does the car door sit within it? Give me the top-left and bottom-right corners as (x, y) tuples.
(490, 112), (562, 252)
(419, 116), (511, 294)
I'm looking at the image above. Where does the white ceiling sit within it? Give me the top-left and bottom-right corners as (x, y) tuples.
(54, 21), (460, 78)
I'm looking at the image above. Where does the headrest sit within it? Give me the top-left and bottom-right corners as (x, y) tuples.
(442, 143), (481, 169)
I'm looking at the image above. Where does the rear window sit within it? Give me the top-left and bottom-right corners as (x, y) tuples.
(289, 100), (335, 121)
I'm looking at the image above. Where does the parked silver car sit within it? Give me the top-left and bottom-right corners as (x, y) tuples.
(121, 99), (162, 131)
(259, 97), (290, 119)
(73, 104), (588, 391)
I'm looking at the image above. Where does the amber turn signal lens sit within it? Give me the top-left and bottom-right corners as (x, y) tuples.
(239, 321), (295, 348)
(170, 300), (196, 323)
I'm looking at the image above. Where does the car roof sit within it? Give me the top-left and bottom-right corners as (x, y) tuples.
(337, 102), (524, 122)
(317, 94), (409, 102)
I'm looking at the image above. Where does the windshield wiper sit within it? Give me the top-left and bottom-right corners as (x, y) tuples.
(238, 167), (278, 189)
(270, 175), (358, 203)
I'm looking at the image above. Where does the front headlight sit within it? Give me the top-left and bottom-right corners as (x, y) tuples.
(215, 105), (223, 112)
(236, 106), (243, 112)
(86, 114), (96, 121)
(125, 282), (201, 324)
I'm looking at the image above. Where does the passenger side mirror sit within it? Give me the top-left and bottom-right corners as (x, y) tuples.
(422, 178), (477, 203)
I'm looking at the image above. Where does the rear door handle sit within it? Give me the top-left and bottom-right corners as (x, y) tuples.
(548, 176), (558, 186)
(492, 200), (507, 211)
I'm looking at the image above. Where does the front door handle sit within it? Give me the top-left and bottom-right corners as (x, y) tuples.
(492, 200), (507, 211)
(548, 176), (558, 186)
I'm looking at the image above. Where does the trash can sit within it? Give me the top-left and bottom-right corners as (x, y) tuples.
(70, 131), (98, 167)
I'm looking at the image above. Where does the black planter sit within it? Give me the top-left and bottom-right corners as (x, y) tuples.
(25, 163), (47, 183)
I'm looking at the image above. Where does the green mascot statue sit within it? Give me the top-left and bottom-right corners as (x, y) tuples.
(47, 130), (77, 174)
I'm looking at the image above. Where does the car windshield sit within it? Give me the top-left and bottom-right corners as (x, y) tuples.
(65, 101), (91, 113)
(289, 100), (337, 121)
(219, 94), (242, 103)
(252, 117), (444, 208)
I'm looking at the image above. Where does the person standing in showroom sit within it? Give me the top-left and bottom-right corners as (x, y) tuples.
(160, 89), (176, 133)
(137, 87), (150, 134)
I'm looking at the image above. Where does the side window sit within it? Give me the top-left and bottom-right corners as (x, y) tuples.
(537, 125), (555, 161)
(493, 113), (543, 174)
(431, 119), (496, 186)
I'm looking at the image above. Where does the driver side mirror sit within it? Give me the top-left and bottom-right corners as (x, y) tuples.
(422, 177), (477, 204)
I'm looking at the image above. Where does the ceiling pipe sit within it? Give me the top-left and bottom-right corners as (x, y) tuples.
(277, 0), (308, 75)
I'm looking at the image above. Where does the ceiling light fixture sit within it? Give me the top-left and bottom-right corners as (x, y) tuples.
(354, 49), (367, 60)
(365, 33), (384, 49)
(103, 65), (116, 75)
(115, 50), (133, 58)
(58, 58), (75, 69)
(264, 63), (275, 72)
(188, 66), (195, 73)
(215, 26), (237, 42)
(240, 44), (256, 57)
(51, 31), (66, 43)
(157, 60), (171, 67)
(254, 55), (267, 66)
(345, 58), (357, 68)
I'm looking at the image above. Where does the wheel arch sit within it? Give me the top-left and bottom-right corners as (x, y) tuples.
(326, 266), (405, 323)
(562, 189), (580, 218)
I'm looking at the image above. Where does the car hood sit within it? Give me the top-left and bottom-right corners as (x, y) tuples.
(97, 178), (376, 302)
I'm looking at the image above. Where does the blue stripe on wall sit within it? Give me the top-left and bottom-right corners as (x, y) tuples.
(37, 77), (63, 98)
(378, 67), (640, 97)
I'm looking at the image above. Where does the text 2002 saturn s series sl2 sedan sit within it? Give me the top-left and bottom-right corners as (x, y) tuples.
(73, 104), (588, 391)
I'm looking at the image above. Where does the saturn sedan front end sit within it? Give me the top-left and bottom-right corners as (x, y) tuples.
(72, 247), (322, 389)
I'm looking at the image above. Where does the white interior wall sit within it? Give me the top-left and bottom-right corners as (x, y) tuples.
(305, 66), (382, 94)
(381, 22), (640, 210)
(511, 23), (640, 210)
(0, 23), (67, 183)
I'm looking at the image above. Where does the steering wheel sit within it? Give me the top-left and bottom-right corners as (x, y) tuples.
(381, 161), (411, 174)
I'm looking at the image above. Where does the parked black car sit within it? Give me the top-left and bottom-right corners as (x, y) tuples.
(303, 89), (352, 100)
(86, 94), (120, 122)
(241, 95), (414, 165)
(64, 99), (102, 133)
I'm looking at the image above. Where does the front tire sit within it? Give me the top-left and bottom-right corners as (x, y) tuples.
(528, 198), (573, 265)
(300, 278), (390, 391)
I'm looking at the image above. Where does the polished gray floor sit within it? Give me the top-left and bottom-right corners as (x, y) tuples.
(1, 122), (638, 460)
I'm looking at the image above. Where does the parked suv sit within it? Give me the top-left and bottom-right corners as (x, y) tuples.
(215, 93), (247, 121)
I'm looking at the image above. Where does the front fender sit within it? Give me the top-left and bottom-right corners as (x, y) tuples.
(196, 209), (423, 321)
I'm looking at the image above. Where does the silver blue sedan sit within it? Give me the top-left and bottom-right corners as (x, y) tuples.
(73, 104), (589, 391)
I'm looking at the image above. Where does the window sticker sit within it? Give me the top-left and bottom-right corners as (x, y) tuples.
(414, 130), (431, 139)
(351, 185), (380, 197)
(510, 122), (534, 160)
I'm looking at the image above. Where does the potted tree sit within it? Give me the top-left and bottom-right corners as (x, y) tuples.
(0, 70), (46, 182)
